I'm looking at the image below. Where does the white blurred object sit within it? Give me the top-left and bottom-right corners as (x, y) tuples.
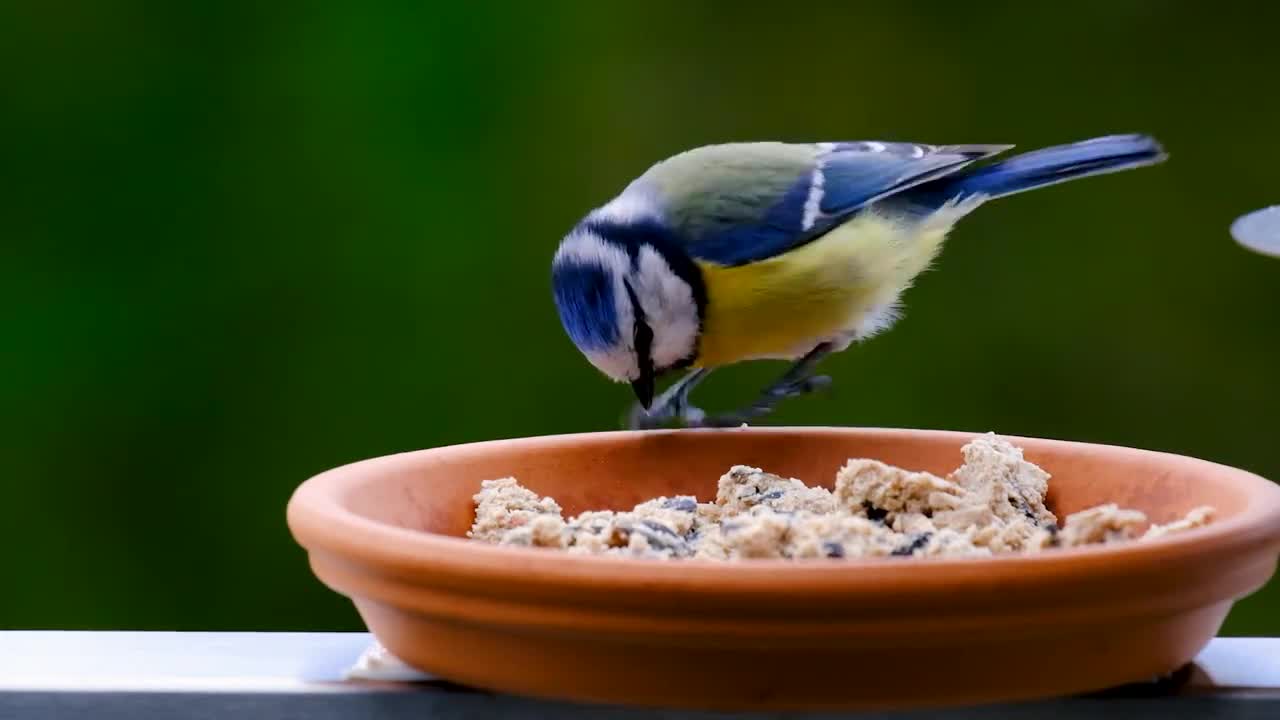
(345, 641), (433, 683)
(1231, 206), (1280, 258)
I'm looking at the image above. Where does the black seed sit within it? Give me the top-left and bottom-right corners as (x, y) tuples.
(627, 521), (689, 553)
(641, 519), (679, 537)
(862, 501), (889, 523)
(822, 541), (845, 558)
(662, 497), (698, 513)
(1010, 494), (1038, 521)
(759, 490), (785, 501)
(891, 532), (933, 556)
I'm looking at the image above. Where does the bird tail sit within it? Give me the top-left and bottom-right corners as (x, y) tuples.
(941, 134), (1167, 201)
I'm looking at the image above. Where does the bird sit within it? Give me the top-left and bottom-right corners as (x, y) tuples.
(550, 134), (1167, 429)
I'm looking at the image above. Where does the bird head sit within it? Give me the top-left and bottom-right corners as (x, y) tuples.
(551, 208), (706, 410)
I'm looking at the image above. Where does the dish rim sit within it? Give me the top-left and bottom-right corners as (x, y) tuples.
(286, 426), (1280, 596)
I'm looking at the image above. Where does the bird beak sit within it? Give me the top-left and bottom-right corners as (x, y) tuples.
(631, 372), (654, 410)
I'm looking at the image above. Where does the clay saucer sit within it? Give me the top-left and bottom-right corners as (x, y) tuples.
(286, 428), (1280, 711)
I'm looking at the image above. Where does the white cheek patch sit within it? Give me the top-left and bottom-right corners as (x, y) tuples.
(632, 246), (699, 369)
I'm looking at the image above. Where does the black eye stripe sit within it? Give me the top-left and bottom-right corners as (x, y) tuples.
(623, 280), (654, 374)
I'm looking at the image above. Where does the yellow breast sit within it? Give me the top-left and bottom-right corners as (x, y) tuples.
(693, 209), (964, 367)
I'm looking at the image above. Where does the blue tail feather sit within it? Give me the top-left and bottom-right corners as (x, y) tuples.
(898, 134), (1166, 209)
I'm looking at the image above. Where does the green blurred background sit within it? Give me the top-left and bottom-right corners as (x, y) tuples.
(3, 1), (1279, 634)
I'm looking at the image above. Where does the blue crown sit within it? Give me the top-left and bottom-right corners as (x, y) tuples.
(552, 261), (619, 351)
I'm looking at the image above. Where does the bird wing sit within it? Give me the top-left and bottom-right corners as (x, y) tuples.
(635, 141), (1012, 267)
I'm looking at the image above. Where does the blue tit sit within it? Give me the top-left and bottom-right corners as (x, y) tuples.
(550, 134), (1166, 428)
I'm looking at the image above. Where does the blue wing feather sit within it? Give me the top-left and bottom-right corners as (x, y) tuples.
(896, 134), (1166, 210)
(679, 142), (1009, 267)
(683, 170), (814, 266)
(818, 143), (1005, 215)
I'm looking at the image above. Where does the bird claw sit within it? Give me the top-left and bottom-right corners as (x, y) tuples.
(691, 373), (834, 428)
(623, 362), (833, 430)
(626, 400), (707, 430)
(626, 403), (665, 430)
(624, 368), (712, 430)
(769, 374), (832, 400)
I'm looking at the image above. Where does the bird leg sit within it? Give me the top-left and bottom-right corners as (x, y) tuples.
(695, 343), (835, 428)
(626, 368), (713, 429)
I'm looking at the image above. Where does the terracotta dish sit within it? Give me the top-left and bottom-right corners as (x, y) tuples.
(286, 428), (1280, 711)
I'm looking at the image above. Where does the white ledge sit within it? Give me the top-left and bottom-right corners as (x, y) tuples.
(0, 632), (1275, 718)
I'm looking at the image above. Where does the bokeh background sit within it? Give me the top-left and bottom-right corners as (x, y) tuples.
(4, 1), (1279, 634)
